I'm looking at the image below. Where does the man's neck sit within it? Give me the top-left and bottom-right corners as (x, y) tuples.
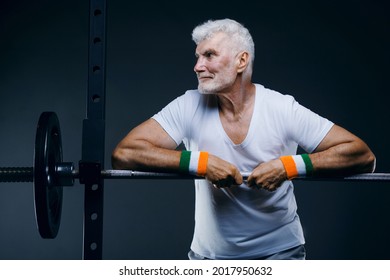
(217, 83), (256, 121)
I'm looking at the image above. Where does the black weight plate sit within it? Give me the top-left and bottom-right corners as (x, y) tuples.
(33, 112), (63, 239)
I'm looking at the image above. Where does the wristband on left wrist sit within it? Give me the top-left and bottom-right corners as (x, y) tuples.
(280, 154), (313, 180)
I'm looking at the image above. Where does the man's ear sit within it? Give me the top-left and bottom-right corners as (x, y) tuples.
(236, 51), (250, 73)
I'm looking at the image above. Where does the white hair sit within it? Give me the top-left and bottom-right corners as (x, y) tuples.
(192, 19), (255, 66)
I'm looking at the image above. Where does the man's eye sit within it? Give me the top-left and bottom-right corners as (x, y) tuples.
(205, 52), (214, 58)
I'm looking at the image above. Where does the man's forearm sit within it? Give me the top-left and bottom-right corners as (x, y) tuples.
(310, 140), (376, 176)
(111, 140), (181, 171)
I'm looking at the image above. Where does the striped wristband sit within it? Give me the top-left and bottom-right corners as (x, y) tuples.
(179, 151), (209, 176)
(280, 154), (314, 180)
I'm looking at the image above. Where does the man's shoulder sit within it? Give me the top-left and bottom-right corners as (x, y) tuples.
(255, 83), (295, 104)
(180, 89), (214, 106)
(181, 89), (201, 100)
(184, 89), (199, 95)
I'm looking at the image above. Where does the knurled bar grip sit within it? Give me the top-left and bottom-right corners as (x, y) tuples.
(1, 167), (388, 183)
(0, 167), (33, 182)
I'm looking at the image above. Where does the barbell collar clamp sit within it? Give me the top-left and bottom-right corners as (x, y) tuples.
(55, 162), (75, 187)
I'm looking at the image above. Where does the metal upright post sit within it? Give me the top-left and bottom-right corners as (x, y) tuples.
(80, 0), (107, 260)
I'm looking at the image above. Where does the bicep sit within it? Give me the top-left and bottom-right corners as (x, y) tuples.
(118, 118), (178, 150)
(314, 124), (362, 152)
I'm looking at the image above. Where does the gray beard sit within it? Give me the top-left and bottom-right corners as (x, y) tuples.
(198, 85), (215, 95)
(198, 80), (233, 95)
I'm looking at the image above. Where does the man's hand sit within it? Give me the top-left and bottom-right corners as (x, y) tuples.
(205, 154), (243, 188)
(247, 159), (287, 192)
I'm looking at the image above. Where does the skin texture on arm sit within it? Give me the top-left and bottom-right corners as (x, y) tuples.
(247, 124), (376, 191)
(309, 124), (376, 175)
(111, 118), (180, 171)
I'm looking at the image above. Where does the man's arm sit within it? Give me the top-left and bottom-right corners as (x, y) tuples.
(247, 125), (376, 191)
(310, 124), (376, 175)
(111, 118), (243, 186)
(111, 118), (180, 171)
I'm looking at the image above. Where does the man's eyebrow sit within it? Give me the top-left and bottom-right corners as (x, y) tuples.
(195, 48), (218, 57)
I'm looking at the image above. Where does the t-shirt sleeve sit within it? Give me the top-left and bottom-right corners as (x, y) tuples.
(151, 91), (195, 146)
(284, 95), (334, 153)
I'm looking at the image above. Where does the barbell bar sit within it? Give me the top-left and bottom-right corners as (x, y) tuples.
(0, 112), (389, 239)
(3, 165), (390, 182)
(3, 167), (390, 182)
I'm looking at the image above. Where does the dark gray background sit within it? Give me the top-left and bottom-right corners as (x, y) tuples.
(0, 0), (389, 259)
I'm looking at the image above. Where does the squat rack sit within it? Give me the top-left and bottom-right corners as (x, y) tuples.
(81, 0), (107, 260)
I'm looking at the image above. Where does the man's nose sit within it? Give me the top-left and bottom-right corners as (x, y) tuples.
(194, 57), (205, 73)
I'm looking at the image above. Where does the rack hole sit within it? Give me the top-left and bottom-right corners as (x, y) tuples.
(94, 9), (102, 16)
(92, 65), (100, 73)
(91, 213), (98, 221)
(93, 37), (101, 44)
(92, 94), (101, 103)
(90, 242), (98, 251)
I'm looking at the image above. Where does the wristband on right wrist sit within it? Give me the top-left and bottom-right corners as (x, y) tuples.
(179, 151), (209, 176)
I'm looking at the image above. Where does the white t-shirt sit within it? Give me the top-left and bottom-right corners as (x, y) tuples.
(152, 84), (334, 259)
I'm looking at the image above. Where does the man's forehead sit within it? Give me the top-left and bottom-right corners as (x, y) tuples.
(196, 33), (229, 52)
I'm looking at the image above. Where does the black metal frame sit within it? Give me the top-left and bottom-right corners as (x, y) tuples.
(80, 0), (107, 260)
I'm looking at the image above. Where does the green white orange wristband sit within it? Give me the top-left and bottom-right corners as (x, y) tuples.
(179, 151), (209, 176)
(280, 154), (314, 179)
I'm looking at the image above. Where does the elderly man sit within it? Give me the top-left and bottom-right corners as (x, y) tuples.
(112, 19), (375, 260)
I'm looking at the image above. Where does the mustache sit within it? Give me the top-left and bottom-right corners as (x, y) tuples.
(196, 73), (214, 79)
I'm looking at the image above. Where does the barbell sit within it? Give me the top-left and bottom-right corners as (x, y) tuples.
(0, 112), (388, 239)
